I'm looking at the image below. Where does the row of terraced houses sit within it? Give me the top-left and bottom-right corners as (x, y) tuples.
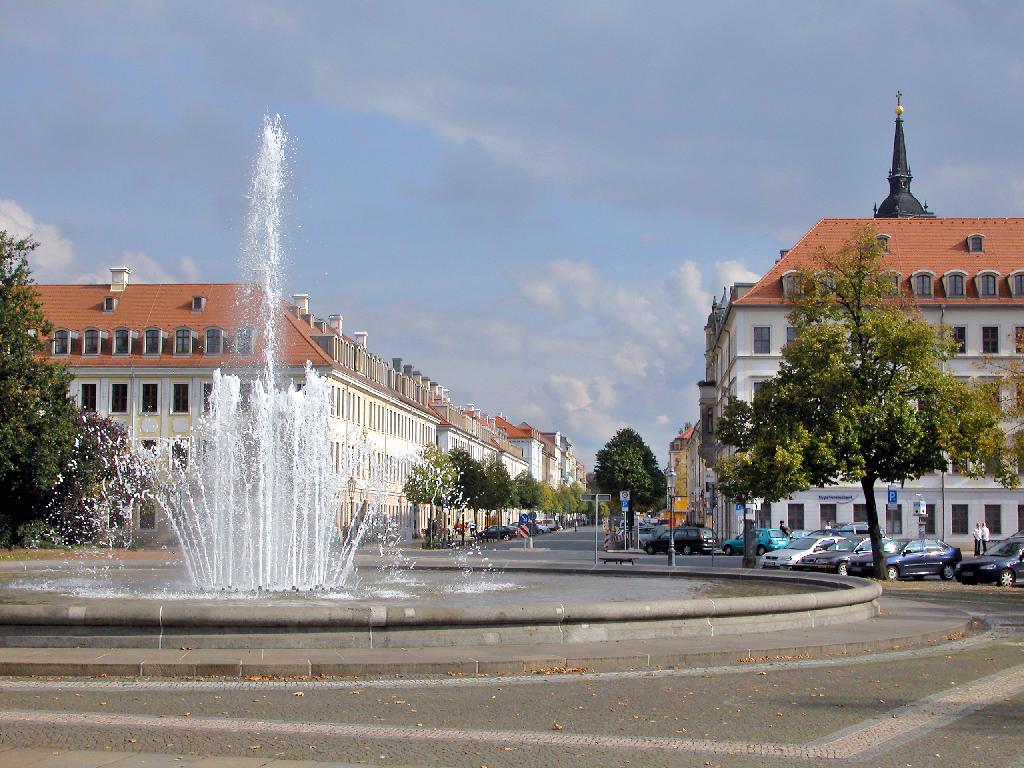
(673, 106), (1024, 548)
(36, 273), (584, 542)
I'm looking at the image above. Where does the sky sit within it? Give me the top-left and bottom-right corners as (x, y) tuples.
(2, 1), (1024, 467)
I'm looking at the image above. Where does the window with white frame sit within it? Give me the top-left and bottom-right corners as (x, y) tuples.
(978, 272), (998, 298)
(113, 328), (131, 355)
(205, 328), (223, 354)
(951, 326), (967, 354)
(982, 326), (999, 354)
(944, 272), (965, 298)
(144, 328), (162, 355)
(876, 233), (891, 252)
(174, 328), (192, 355)
(235, 327), (254, 355)
(52, 329), (70, 356)
(753, 326), (771, 354)
(967, 234), (985, 253)
(883, 271), (901, 296)
(781, 272), (798, 298)
(83, 328), (100, 355)
(913, 272), (933, 297)
(1011, 272), (1024, 297)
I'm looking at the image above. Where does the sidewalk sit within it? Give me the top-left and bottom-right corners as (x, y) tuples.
(0, 597), (973, 679)
(0, 746), (405, 767)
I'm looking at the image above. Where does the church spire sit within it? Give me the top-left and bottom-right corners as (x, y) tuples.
(875, 92), (934, 219)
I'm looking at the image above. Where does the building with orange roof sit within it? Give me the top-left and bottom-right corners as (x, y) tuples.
(495, 415), (545, 482)
(698, 103), (1024, 543)
(37, 269), (443, 542)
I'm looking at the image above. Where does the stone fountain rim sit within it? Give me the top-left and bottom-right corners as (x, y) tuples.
(0, 561), (881, 629)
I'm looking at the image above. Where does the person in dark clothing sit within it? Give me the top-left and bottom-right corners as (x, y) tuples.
(779, 520), (790, 538)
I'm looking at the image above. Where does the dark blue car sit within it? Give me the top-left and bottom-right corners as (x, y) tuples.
(847, 538), (961, 581)
(955, 537), (1024, 587)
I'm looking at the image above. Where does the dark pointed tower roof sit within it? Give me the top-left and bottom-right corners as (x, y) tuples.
(874, 93), (934, 219)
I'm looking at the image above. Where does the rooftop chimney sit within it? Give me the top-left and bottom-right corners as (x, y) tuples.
(392, 357), (403, 372)
(354, 331), (368, 348)
(403, 364), (413, 376)
(328, 314), (343, 335)
(292, 294), (310, 316)
(109, 267), (131, 292)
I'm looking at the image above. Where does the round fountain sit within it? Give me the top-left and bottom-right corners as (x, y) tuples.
(0, 117), (882, 663)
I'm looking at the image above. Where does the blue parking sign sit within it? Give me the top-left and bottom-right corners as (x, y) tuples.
(887, 488), (897, 505)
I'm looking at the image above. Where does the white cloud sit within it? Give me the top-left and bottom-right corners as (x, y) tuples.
(0, 198), (75, 280)
(714, 259), (761, 289)
(1, 198), (202, 285)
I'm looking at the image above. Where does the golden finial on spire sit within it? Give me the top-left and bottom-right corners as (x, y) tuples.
(895, 90), (904, 116)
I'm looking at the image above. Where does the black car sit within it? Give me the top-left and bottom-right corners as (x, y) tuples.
(793, 536), (897, 576)
(956, 537), (1024, 586)
(644, 526), (715, 555)
(477, 525), (516, 541)
(847, 538), (961, 581)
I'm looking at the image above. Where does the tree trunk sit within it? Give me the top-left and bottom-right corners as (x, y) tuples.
(861, 476), (886, 580)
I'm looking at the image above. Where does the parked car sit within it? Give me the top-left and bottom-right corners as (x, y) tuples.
(847, 538), (961, 580)
(644, 526), (716, 555)
(787, 529), (810, 539)
(955, 537), (1024, 587)
(534, 522), (554, 533)
(759, 535), (846, 569)
(536, 518), (560, 532)
(639, 524), (667, 545)
(793, 536), (898, 576)
(721, 528), (789, 556)
(477, 525), (516, 541)
(835, 522), (871, 536)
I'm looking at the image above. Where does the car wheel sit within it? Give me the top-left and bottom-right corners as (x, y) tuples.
(682, 545), (692, 555)
(998, 569), (1017, 587)
(886, 565), (900, 581)
(644, 545), (654, 555)
(940, 564), (956, 581)
(723, 545), (733, 556)
(502, 535), (510, 541)
(836, 562), (849, 576)
(756, 545), (766, 556)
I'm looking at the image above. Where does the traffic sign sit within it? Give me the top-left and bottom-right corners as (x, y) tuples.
(519, 512), (530, 525)
(887, 487), (897, 504)
(620, 500), (629, 512)
(580, 493), (611, 501)
(619, 490), (630, 502)
(516, 524), (530, 538)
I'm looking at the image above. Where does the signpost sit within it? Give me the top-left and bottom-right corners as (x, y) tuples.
(518, 512), (532, 548)
(581, 493), (612, 564)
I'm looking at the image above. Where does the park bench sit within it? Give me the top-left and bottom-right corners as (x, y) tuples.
(599, 554), (635, 565)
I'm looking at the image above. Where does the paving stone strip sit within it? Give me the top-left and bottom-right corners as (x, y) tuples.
(1, 662), (1022, 761)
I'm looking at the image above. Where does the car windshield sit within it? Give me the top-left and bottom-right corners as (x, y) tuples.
(788, 537), (819, 549)
(985, 539), (1024, 558)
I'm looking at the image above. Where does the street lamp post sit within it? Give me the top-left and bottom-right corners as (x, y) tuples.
(666, 466), (677, 567)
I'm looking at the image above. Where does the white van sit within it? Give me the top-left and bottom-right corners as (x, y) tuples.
(536, 518), (560, 532)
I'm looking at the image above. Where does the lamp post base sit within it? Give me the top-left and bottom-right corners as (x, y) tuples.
(667, 548), (676, 567)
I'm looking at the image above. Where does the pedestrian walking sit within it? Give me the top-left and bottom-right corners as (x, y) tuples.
(973, 522), (983, 556)
(779, 520), (790, 538)
(981, 521), (990, 554)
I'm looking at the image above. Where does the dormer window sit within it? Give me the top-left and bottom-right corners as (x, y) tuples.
(967, 234), (985, 253)
(235, 327), (254, 355)
(103, 296), (117, 312)
(205, 327), (223, 354)
(144, 327), (163, 355)
(944, 272), (965, 298)
(912, 272), (934, 298)
(52, 329), (70, 356)
(191, 295), (206, 312)
(977, 271), (999, 298)
(83, 328), (100, 355)
(1010, 271), (1024, 298)
(113, 328), (132, 355)
(876, 233), (891, 253)
(817, 271), (835, 292)
(882, 270), (901, 296)
(781, 271), (799, 299)
(174, 328), (194, 355)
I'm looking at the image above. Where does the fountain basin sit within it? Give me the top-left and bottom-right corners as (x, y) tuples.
(0, 562), (880, 649)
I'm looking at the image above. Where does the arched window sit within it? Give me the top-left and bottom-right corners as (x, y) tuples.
(977, 272), (999, 298)
(913, 272), (933, 297)
(780, 271), (798, 298)
(817, 271), (835, 292)
(944, 272), (966, 298)
(113, 328), (131, 355)
(174, 328), (193, 355)
(235, 327), (254, 355)
(205, 328), (223, 354)
(967, 234), (985, 253)
(876, 233), (891, 253)
(83, 328), (100, 355)
(144, 328), (162, 355)
(1010, 271), (1024, 298)
(882, 271), (902, 296)
(52, 329), (70, 356)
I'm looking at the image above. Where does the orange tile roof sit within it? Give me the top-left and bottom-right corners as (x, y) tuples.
(34, 282), (438, 417)
(495, 415), (535, 439)
(735, 218), (1024, 305)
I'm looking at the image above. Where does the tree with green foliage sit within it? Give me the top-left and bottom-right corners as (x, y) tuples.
(0, 233), (80, 547)
(403, 444), (458, 546)
(449, 448), (487, 542)
(512, 471), (544, 513)
(594, 427), (665, 512)
(716, 227), (1014, 579)
(481, 454), (514, 523)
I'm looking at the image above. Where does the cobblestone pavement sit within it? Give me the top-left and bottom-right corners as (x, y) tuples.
(0, 632), (1022, 768)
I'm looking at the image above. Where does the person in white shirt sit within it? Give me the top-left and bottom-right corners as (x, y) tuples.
(973, 522), (983, 556)
(980, 522), (991, 554)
